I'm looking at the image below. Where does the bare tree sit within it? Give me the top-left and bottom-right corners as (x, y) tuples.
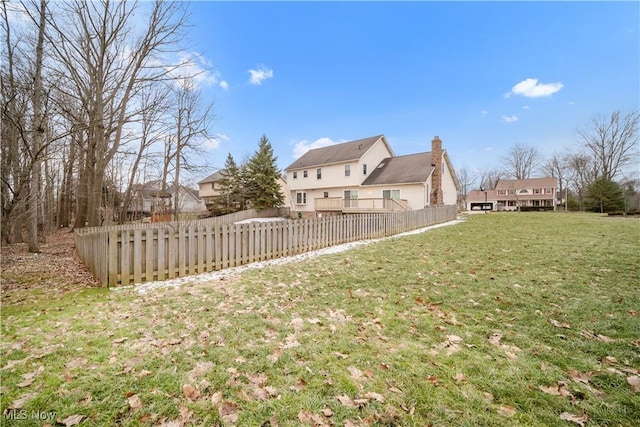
(117, 84), (172, 224)
(577, 110), (639, 181)
(543, 153), (570, 210)
(44, 0), (189, 227)
(479, 168), (502, 190)
(501, 143), (542, 180)
(566, 152), (596, 211)
(163, 78), (214, 220)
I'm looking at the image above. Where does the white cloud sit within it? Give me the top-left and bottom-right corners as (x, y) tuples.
(204, 134), (230, 151)
(248, 65), (274, 85)
(501, 115), (519, 123)
(506, 78), (564, 98)
(522, 105), (530, 110)
(481, 110), (489, 117)
(293, 137), (342, 159)
(165, 52), (228, 91)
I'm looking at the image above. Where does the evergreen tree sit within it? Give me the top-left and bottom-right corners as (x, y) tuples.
(585, 179), (625, 213)
(245, 135), (285, 209)
(215, 153), (243, 214)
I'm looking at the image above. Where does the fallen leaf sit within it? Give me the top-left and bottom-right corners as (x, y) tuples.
(454, 373), (467, 383)
(267, 348), (281, 363)
(347, 366), (363, 380)
(388, 385), (403, 394)
(337, 394), (357, 408)
(579, 330), (614, 343)
(189, 361), (214, 379)
(112, 337), (128, 344)
(128, 394), (142, 411)
(182, 384), (200, 401)
(218, 400), (239, 424)
(600, 356), (617, 364)
(321, 407), (333, 417)
(549, 319), (571, 329)
(60, 414), (85, 426)
(489, 333), (503, 347)
(363, 391), (385, 403)
(539, 382), (572, 397)
(627, 375), (640, 393)
(9, 392), (37, 409)
(211, 391), (223, 405)
(498, 405), (516, 417)
(560, 411), (588, 426)
(290, 378), (307, 392)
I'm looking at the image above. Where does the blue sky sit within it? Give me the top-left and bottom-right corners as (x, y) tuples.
(184, 1), (639, 179)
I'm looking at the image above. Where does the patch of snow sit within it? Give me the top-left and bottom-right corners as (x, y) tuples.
(120, 217), (465, 294)
(234, 217), (288, 225)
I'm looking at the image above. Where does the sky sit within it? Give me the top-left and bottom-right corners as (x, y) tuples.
(180, 1), (638, 180)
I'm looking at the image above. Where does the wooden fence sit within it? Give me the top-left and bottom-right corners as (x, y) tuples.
(75, 206), (457, 287)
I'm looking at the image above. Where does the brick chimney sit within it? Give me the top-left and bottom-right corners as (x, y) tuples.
(430, 136), (443, 205)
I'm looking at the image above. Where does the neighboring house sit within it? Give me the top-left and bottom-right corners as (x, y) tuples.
(129, 180), (204, 218)
(466, 177), (558, 211)
(198, 171), (290, 212)
(197, 171), (224, 207)
(285, 135), (459, 215)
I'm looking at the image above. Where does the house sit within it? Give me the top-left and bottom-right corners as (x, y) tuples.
(198, 171), (224, 208)
(284, 135), (459, 215)
(129, 180), (204, 219)
(466, 177), (558, 211)
(198, 170), (291, 214)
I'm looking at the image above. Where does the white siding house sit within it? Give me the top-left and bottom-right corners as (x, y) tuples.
(285, 135), (459, 216)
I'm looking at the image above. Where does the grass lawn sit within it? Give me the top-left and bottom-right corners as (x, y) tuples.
(1, 212), (639, 426)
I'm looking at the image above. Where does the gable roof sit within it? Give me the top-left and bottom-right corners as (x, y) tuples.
(495, 177), (558, 190)
(285, 135), (389, 170)
(198, 171), (223, 185)
(361, 153), (433, 186)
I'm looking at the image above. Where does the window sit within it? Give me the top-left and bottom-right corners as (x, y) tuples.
(382, 189), (400, 200)
(303, 170), (308, 178)
(508, 189), (515, 195)
(498, 190), (505, 196)
(345, 164), (351, 177)
(323, 192), (329, 198)
(363, 164), (367, 175)
(344, 190), (357, 207)
(534, 188), (541, 194)
(546, 187), (553, 194)
(317, 168), (322, 179)
(296, 192), (307, 205)
(292, 171), (297, 179)
(211, 183), (216, 190)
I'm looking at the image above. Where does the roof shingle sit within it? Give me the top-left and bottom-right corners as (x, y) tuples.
(361, 153), (433, 186)
(285, 135), (385, 170)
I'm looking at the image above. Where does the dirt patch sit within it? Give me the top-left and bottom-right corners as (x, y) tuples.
(1, 229), (100, 304)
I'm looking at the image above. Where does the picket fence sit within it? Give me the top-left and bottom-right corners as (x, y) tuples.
(74, 206), (457, 287)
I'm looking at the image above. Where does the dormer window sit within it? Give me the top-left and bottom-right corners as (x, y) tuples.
(292, 171), (297, 179)
(303, 170), (308, 178)
(345, 164), (351, 177)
